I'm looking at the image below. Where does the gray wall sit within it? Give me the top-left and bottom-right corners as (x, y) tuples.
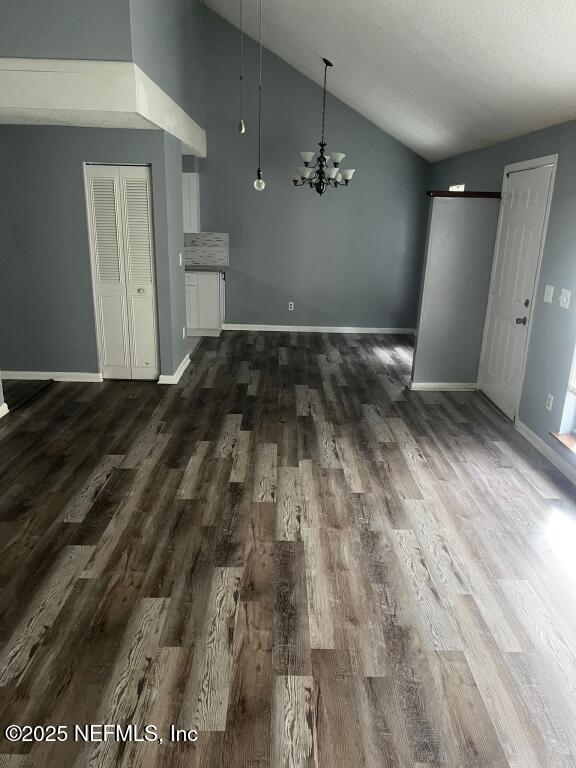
(0, 125), (186, 377)
(433, 121), (576, 462)
(129, 0), (204, 127)
(201, 10), (429, 329)
(0, 0), (132, 60)
(412, 197), (500, 385)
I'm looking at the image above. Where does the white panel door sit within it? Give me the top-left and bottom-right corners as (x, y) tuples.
(86, 166), (131, 379)
(198, 272), (220, 329)
(479, 161), (555, 419)
(86, 164), (159, 380)
(118, 166), (159, 379)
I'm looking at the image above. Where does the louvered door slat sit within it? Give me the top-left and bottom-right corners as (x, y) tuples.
(123, 178), (154, 284)
(91, 177), (122, 283)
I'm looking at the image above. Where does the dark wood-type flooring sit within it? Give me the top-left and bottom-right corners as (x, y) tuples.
(1, 331), (576, 767)
(1, 380), (53, 412)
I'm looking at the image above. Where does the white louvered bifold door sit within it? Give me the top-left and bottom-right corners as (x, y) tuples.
(117, 166), (159, 379)
(86, 164), (159, 380)
(86, 165), (132, 379)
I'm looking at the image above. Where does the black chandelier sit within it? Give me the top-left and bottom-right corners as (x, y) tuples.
(293, 58), (355, 196)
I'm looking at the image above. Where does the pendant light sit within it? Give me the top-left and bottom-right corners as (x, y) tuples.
(293, 58), (355, 196)
(253, 0), (266, 191)
(238, 0), (246, 134)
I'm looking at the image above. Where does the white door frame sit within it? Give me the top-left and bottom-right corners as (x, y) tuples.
(479, 154), (557, 420)
(83, 162), (160, 379)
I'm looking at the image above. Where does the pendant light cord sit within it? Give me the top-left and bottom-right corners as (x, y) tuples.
(257, 0), (263, 171)
(239, 0), (244, 123)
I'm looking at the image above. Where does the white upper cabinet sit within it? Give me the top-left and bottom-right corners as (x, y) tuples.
(183, 172), (200, 233)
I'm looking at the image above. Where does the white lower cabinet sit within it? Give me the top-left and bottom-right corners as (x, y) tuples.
(185, 271), (225, 336)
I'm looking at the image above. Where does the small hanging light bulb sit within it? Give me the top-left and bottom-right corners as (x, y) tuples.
(254, 167), (266, 191)
(253, 0), (267, 191)
(239, 118), (246, 134)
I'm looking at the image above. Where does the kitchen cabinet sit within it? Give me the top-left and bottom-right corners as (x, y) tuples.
(185, 271), (225, 336)
(182, 173), (200, 233)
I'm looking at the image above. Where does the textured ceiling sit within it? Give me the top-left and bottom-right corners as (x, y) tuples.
(205, 0), (576, 161)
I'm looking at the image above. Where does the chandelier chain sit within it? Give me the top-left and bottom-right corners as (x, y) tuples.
(321, 61), (328, 145)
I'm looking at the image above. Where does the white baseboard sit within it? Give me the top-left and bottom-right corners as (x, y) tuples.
(0, 402), (9, 420)
(158, 354), (190, 385)
(515, 419), (576, 486)
(1, 370), (103, 383)
(222, 324), (415, 334)
(409, 381), (478, 391)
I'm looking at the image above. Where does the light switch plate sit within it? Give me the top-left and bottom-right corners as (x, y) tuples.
(543, 285), (554, 303)
(559, 288), (572, 310)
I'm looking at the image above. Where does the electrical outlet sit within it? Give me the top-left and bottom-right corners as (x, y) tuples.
(543, 285), (554, 303)
(288, 301), (294, 311)
(546, 393), (554, 411)
(559, 288), (572, 310)
(182, 326), (186, 340)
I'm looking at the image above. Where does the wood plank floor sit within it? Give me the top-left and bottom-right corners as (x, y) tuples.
(1, 331), (576, 767)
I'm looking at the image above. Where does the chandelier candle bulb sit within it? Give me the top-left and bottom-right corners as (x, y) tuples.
(293, 58), (354, 196)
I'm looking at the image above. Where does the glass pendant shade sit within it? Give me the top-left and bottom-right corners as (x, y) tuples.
(254, 177), (266, 191)
(340, 168), (355, 181)
(300, 152), (315, 164)
(297, 166), (313, 179)
(325, 167), (338, 179)
(239, 119), (246, 134)
(336, 171), (343, 182)
(331, 152), (346, 165)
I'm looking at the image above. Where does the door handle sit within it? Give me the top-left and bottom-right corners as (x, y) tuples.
(516, 316), (527, 325)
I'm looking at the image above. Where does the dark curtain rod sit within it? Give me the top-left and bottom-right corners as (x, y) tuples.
(426, 190), (501, 198)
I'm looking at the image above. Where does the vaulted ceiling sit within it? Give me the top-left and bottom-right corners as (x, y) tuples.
(204, 0), (576, 161)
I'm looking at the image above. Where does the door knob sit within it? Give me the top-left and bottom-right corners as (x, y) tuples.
(137, 288), (145, 294)
(516, 316), (527, 325)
